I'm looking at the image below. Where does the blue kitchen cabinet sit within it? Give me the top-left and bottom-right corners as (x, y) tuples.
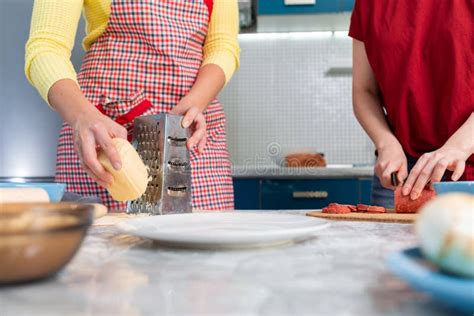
(233, 177), (373, 210)
(261, 179), (360, 210)
(359, 178), (373, 205)
(233, 179), (261, 209)
(258, 0), (354, 15)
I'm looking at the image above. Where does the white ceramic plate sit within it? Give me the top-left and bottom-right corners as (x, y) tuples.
(116, 212), (330, 249)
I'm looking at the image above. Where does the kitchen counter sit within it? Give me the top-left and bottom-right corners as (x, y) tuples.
(232, 165), (374, 179)
(0, 211), (454, 316)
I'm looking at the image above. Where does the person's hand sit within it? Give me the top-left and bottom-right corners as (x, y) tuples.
(71, 107), (127, 188)
(375, 140), (408, 189)
(402, 145), (470, 200)
(171, 96), (207, 154)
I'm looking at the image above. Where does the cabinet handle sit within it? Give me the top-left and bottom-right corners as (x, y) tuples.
(292, 191), (328, 199)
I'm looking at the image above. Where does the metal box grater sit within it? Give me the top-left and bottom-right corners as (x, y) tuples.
(127, 114), (192, 215)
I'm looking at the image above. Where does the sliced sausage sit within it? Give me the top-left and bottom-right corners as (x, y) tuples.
(367, 205), (387, 213)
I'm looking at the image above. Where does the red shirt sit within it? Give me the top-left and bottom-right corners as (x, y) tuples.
(349, 0), (474, 179)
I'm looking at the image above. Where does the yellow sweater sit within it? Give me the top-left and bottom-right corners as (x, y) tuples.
(25, 0), (240, 103)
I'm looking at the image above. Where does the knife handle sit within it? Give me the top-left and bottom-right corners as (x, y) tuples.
(391, 172), (400, 187)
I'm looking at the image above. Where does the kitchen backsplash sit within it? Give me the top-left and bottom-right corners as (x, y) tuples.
(219, 32), (375, 167)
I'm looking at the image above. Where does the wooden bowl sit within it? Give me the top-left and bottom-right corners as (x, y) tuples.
(0, 203), (94, 283)
(285, 153), (327, 167)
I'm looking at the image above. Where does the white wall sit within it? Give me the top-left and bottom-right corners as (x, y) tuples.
(220, 32), (374, 167)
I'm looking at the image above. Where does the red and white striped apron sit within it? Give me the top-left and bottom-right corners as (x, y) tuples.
(56, 0), (234, 211)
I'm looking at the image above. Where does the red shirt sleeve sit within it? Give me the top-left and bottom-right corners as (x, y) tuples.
(349, 0), (366, 42)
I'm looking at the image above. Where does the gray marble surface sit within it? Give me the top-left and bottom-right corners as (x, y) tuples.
(0, 211), (456, 316)
(232, 166), (374, 179)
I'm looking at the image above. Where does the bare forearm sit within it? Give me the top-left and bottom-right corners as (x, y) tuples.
(171, 64), (226, 153)
(48, 79), (98, 125)
(352, 39), (409, 187)
(352, 39), (399, 151)
(185, 64), (226, 111)
(353, 90), (399, 150)
(444, 113), (474, 157)
(48, 79), (127, 186)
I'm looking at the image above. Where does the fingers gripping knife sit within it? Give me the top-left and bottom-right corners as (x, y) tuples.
(127, 114), (192, 215)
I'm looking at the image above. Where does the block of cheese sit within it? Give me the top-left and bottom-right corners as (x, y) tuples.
(0, 188), (50, 203)
(97, 138), (149, 201)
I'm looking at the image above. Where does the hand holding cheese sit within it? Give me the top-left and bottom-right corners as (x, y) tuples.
(416, 193), (474, 277)
(97, 138), (149, 201)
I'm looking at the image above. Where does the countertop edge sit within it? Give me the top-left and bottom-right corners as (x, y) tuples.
(231, 166), (374, 179)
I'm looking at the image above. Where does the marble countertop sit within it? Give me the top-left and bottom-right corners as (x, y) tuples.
(0, 211), (454, 316)
(232, 165), (374, 179)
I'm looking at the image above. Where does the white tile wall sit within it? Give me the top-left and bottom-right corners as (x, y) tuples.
(219, 32), (375, 167)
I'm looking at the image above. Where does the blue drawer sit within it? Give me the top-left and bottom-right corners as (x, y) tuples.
(258, 0), (354, 15)
(261, 179), (360, 210)
(359, 178), (373, 205)
(233, 179), (261, 210)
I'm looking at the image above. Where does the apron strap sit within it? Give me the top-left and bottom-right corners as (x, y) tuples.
(115, 99), (152, 126)
(96, 99), (153, 141)
(204, 0), (214, 21)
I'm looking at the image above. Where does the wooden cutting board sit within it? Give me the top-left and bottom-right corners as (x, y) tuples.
(306, 210), (416, 223)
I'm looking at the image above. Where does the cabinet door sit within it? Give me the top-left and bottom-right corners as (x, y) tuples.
(233, 179), (261, 210)
(359, 178), (373, 205)
(261, 179), (359, 210)
(258, 0), (354, 15)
